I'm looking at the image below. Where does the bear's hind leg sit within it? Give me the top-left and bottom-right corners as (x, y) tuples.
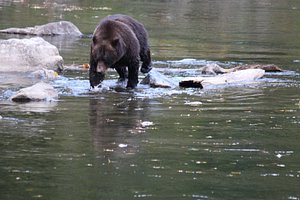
(140, 48), (152, 74)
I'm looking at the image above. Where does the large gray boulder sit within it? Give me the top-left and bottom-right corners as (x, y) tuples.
(0, 21), (83, 36)
(0, 37), (63, 72)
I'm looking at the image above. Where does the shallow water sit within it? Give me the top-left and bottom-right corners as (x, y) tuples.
(1, 0), (300, 200)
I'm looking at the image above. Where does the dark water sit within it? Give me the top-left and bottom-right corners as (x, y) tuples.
(1, 0), (300, 200)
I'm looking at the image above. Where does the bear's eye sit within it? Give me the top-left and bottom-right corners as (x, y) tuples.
(111, 38), (119, 47)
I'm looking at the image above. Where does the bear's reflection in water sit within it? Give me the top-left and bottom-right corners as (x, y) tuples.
(89, 94), (151, 159)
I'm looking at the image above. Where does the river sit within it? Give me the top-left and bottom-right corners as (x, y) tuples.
(0, 0), (300, 199)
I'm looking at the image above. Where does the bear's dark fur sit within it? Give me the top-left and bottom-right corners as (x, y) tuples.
(89, 14), (152, 89)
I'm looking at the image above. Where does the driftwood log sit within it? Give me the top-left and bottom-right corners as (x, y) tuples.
(179, 69), (265, 88)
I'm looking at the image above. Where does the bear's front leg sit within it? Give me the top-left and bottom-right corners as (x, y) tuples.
(127, 60), (139, 89)
(115, 66), (128, 82)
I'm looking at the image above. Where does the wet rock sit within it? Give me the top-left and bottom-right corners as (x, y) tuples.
(31, 69), (59, 80)
(198, 63), (283, 75)
(0, 21), (83, 36)
(231, 64), (284, 72)
(0, 37), (63, 72)
(179, 69), (265, 88)
(140, 69), (177, 88)
(198, 63), (229, 75)
(11, 82), (58, 102)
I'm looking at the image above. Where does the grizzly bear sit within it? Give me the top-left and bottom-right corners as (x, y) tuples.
(89, 14), (152, 89)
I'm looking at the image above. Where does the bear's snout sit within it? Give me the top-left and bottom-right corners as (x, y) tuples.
(96, 61), (108, 73)
(89, 58), (109, 88)
(89, 69), (105, 88)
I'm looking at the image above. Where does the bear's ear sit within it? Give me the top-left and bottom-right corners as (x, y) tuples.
(112, 38), (119, 47)
(92, 37), (96, 44)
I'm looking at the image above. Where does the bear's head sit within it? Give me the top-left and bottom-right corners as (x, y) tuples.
(89, 20), (126, 88)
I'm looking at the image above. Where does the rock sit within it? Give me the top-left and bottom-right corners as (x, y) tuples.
(198, 63), (284, 75)
(0, 37), (63, 72)
(31, 69), (59, 80)
(231, 64), (284, 72)
(11, 82), (58, 102)
(0, 21), (83, 36)
(140, 69), (177, 88)
(179, 69), (265, 88)
(198, 63), (229, 75)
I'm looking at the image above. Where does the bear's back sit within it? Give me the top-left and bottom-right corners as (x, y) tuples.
(104, 14), (148, 48)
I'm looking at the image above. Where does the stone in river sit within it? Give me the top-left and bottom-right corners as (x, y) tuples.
(0, 21), (83, 36)
(140, 69), (177, 88)
(0, 37), (63, 72)
(11, 82), (58, 102)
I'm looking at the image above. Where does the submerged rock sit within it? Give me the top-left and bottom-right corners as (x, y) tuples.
(179, 69), (265, 88)
(11, 82), (58, 102)
(140, 69), (177, 88)
(0, 37), (63, 72)
(0, 21), (83, 36)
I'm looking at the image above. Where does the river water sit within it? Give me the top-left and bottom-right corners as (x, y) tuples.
(0, 0), (300, 200)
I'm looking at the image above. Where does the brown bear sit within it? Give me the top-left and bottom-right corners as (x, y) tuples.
(89, 14), (152, 89)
